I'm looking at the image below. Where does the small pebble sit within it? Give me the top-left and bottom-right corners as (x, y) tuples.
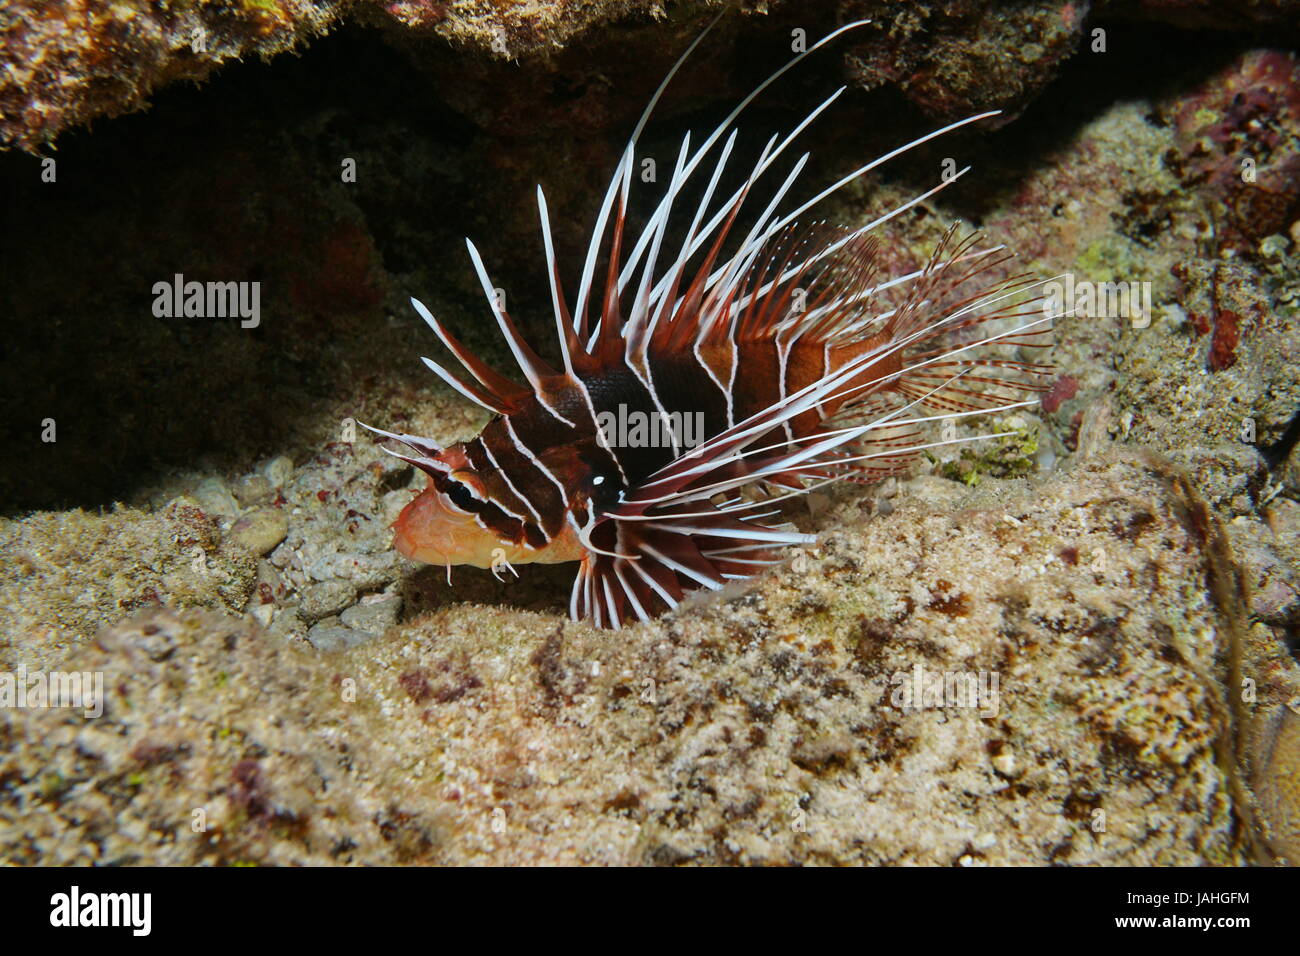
(100, 615), (178, 662)
(264, 455), (294, 489)
(191, 477), (240, 518)
(255, 558), (283, 591)
(306, 622), (373, 653)
(228, 508), (289, 556)
(232, 473), (273, 505)
(991, 753), (1019, 778)
(339, 593), (401, 635)
(299, 580), (358, 623)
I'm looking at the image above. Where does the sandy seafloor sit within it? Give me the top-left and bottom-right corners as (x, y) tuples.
(1, 1), (1299, 865)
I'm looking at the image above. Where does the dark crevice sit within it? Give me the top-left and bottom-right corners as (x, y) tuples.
(0, 15), (1290, 515)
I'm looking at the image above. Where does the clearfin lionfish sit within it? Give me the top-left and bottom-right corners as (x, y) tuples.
(364, 18), (1053, 629)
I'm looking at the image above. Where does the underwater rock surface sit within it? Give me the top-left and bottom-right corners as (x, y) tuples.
(0, 0), (349, 152)
(6, 0), (1299, 153)
(0, 452), (1266, 865)
(3, 2), (1300, 867)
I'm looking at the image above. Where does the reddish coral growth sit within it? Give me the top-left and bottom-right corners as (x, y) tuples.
(1064, 410), (1085, 451)
(381, 0), (452, 28)
(229, 759), (268, 817)
(398, 669), (433, 704)
(1208, 310), (1241, 371)
(422, 657), (484, 704)
(1041, 375), (1079, 413)
(1166, 50), (1300, 248)
(1171, 261), (1258, 371)
(118, 586), (163, 612)
(433, 673), (482, 703)
(131, 739), (187, 767)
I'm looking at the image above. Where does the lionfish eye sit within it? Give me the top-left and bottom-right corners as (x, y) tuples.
(444, 479), (478, 511)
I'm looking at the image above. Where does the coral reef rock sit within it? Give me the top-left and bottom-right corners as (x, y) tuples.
(1, 0), (349, 152)
(1, 451), (1259, 865)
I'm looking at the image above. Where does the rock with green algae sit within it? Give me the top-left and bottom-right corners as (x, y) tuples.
(934, 421), (1040, 486)
(952, 51), (1300, 467)
(0, 451), (1258, 865)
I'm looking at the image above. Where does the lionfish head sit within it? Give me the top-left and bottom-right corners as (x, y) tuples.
(391, 469), (492, 569)
(392, 447), (582, 570)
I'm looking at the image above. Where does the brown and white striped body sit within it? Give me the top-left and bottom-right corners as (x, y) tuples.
(365, 17), (1053, 628)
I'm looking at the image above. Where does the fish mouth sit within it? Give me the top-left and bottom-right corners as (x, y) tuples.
(392, 488), (490, 568)
(393, 485), (585, 569)
(392, 517), (447, 565)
